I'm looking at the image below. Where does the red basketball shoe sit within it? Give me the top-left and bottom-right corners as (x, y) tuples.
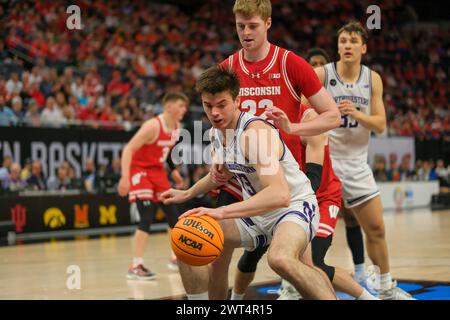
(127, 264), (156, 280)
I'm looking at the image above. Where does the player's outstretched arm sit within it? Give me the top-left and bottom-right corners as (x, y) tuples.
(299, 87), (340, 135)
(117, 119), (158, 196)
(160, 172), (226, 205)
(221, 121), (290, 218)
(286, 60), (339, 136)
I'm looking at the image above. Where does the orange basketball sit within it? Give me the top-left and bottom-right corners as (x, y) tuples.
(171, 215), (224, 266)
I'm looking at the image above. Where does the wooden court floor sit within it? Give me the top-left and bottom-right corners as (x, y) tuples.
(0, 208), (449, 299)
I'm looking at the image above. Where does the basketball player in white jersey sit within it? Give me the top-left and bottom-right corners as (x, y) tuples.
(161, 66), (336, 300)
(304, 21), (414, 300)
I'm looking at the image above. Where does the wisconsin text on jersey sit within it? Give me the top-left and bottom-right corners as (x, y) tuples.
(239, 86), (281, 97)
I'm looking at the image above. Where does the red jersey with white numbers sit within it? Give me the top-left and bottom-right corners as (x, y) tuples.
(218, 43), (323, 198)
(131, 115), (179, 169)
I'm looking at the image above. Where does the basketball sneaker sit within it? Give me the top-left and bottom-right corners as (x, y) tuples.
(276, 281), (302, 300)
(167, 256), (179, 271)
(127, 264), (156, 280)
(376, 280), (416, 300)
(364, 266), (414, 299)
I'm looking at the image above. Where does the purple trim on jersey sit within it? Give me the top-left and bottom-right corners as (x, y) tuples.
(272, 210), (313, 240)
(241, 217), (255, 227)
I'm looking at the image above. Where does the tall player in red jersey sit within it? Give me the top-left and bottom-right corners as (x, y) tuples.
(213, 0), (340, 197)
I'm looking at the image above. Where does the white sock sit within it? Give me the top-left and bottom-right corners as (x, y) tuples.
(380, 273), (392, 290)
(186, 292), (209, 300)
(230, 290), (245, 300)
(357, 288), (379, 300)
(132, 257), (143, 268)
(354, 264), (365, 277)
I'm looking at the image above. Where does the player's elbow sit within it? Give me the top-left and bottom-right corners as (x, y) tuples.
(375, 119), (387, 134)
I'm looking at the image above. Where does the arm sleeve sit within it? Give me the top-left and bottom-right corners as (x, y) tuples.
(286, 53), (323, 98)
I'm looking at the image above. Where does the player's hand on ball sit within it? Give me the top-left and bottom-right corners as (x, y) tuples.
(179, 207), (225, 220)
(266, 106), (292, 133)
(117, 177), (130, 196)
(159, 188), (189, 204)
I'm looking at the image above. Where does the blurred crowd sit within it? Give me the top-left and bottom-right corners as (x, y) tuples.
(0, 0), (448, 132)
(0, 153), (214, 199)
(372, 154), (450, 193)
(0, 154), (122, 194)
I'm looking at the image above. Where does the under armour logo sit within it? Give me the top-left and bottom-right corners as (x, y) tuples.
(251, 73), (260, 79)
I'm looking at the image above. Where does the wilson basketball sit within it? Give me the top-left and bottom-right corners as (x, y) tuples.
(171, 215), (224, 266)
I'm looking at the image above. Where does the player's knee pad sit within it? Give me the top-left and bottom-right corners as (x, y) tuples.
(136, 200), (157, 233)
(312, 235), (335, 282)
(159, 203), (179, 229)
(237, 245), (269, 273)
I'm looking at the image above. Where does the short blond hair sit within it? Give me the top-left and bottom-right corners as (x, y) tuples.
(162, 92), (189, 106)
(233, 0), (272, 21)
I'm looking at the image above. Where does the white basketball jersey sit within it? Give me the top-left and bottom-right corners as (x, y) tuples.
(324, 62), (372, 160)
(211, 113), (314, 215)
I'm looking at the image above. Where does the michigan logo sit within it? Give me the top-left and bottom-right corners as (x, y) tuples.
(44, 208), (66, 229)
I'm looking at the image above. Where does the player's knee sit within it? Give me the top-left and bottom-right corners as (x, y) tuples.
(237, 246), (268, 273)
(365, 221), (385, 240)
(267, 251), (295, 275)
(136, 200), (155, 234)
(137, 214), (152, 233)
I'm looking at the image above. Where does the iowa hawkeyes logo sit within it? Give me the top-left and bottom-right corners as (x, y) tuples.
(44, 208), (66, 229)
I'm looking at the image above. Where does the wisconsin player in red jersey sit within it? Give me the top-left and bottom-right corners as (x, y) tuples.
(118, 93), (187, 280)
(213, 0), (339, 204)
